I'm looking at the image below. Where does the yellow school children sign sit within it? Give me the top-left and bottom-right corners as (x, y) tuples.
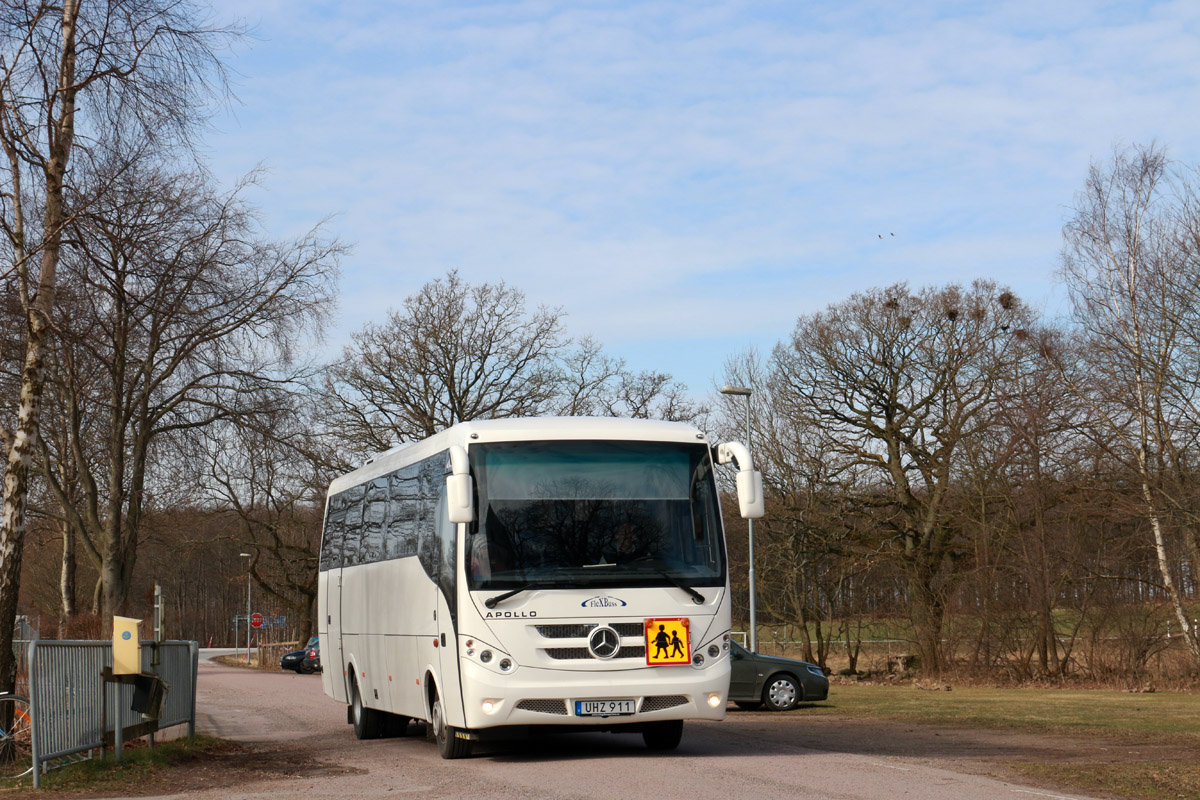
(644, 618), (690, 665)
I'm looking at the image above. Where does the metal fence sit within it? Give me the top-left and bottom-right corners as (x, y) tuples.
(26, 640), (198, 788)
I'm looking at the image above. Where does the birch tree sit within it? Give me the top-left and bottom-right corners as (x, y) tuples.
(1059, 144), (1200, 661)
(0, 0), (235, 695)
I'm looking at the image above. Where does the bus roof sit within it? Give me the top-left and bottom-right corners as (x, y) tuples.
(328, 416), (710, 496)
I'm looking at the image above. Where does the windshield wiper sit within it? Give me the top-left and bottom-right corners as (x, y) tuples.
(614, 555), (706, 604)
(484, 584), (532, 609)
(659, 572), (705, 605)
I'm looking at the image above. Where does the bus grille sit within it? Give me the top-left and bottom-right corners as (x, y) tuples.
(516, 699), (569, 715)
(545, 646), (646, 660)
(536, 624), (595, 638)
(640, 695), (689, 712)
(536, 623), (645, 639)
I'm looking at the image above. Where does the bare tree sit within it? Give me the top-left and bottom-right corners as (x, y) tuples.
(553, 336), (624, 417)
(0, 0), (237, 695)
(554, 335), (708, 423)
(328, 270), (568, 453)
(1058, 143), (1200, 660)
(772, 281), (1029, 672)
(38, 157), (340, 618)
(194, 391), (340, 645)
(719, 348), (877, 670)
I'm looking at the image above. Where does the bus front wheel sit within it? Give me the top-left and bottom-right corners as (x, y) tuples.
(350, 675), (384, 740)
(642, 719), (683, 751)
(431, 696), (472, 759)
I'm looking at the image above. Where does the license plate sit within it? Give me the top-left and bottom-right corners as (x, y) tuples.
(575, 698), (636, 716)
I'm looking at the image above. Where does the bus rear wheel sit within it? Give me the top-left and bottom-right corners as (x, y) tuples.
(431, 696), (472, 759)
(642, 719), (683, 751)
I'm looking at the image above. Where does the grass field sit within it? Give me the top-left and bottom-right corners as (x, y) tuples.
(813, 683), (1200, 740)
(813, 683), (1200, 799)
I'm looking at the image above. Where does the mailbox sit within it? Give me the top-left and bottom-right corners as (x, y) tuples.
(112, 616), (141, 675)
(131, 673), (167, 719)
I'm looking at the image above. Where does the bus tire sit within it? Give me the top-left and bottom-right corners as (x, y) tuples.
(350, 675), (384, 740)
(642, 719), (684, 751)
(431, 696), (472, 759)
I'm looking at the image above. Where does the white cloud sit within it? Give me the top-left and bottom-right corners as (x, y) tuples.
(205, 0), (1200, 390)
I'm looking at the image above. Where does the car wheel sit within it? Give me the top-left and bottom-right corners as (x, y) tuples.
(642, 719), (684, 751)
(432, 695), (472, 759)
(350, 675), (384, 739)
(762, 673), (801, 711)
(733, 701), (763, 711)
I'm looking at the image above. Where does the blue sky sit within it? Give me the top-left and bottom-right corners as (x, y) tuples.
(205, 0), (1200, 394)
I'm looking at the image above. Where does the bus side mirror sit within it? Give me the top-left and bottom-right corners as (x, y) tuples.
(717, 441), (765, 519)
(447, 445), (475, 524)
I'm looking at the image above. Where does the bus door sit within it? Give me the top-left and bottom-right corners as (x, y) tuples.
(319, 495), (350, 702)
(434, 497), (467, 728)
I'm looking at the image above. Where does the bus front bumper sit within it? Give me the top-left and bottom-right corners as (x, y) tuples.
(459, 659), (731, 730)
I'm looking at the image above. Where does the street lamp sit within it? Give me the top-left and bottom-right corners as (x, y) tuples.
(719, 384), (757, 652)
(240, 552), (252, 665)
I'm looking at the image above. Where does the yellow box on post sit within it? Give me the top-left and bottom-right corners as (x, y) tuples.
(113, 616), (141, 675)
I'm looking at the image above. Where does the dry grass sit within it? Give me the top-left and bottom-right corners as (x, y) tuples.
(815, 683), (1200, 741)
(814, 683), (1200, 800)
(1014, 762), (1200, 800)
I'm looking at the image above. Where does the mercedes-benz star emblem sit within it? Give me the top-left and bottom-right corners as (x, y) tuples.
(588, 625), (621, 659)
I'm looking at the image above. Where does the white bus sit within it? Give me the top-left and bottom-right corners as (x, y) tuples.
(318, 417), (763, 758)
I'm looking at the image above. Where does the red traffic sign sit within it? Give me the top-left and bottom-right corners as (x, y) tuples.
(250, 612), (264, 628)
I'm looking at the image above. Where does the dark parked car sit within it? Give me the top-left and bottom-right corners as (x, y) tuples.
(728, 641), (829, 711)
(281, 636), (319, 674)
(301, 639), (321, 673)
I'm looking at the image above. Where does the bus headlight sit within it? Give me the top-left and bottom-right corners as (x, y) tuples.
(706, 692), (723, 708)
(461, 635), (518, 675)
(482, 699), (499, 714)
(691, 636), (729, 668)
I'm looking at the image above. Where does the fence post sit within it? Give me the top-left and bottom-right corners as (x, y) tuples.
(113, 674), (124, 763)
(188, 641), (199, 739)
(29, 640), (40, 789)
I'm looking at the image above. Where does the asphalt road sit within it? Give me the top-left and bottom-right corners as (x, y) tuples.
(142, 658), (1103, 800)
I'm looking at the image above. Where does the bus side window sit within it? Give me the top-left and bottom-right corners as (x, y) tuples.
(691, 462), (713, 542)
(690, 463), (720, 568)
(361, 477), (389, 564)
(320, 494), (347, 571)
(415, 456), (443, 579)
(341, 484), (366, 567)
(386, 464), (420, 560)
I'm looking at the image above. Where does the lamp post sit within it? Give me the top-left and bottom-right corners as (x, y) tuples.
(240, 552), (252, 665)
(719, 384), (757, 652)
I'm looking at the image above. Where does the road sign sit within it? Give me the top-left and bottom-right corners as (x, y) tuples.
(645, 618), (690, 665)
(250, 612), (264, 628)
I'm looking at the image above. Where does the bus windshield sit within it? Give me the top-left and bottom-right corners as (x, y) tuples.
(467, 440), (725, 591)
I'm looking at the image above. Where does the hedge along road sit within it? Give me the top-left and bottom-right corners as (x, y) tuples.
(143, 656), (1106, 800)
